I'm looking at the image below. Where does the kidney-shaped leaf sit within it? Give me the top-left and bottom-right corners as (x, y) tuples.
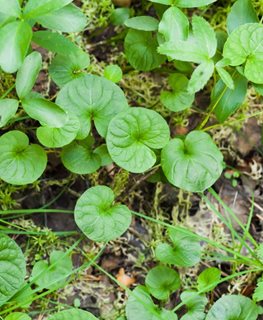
(0, 131), (47, 185)
(75, 186), (132, 242)
(205, 295), (259, 320)
(5, 313), (31, 320)
(125, 29), (165, 71)
(31, 250), (72, 290)
(16, 51), (42, 99)
(56, 74), (128, 139)
(22, 95), (68, 128)
(107, 107), (170, 173)
(161, 131), (224, 192)
(145, 265), (180, 300)
(48, 309), (98, 320)
(223, 23), (263, 84)
(156, 229), (201, 267)
(0, 99), (19, 127)
(0, 234), (26, 307)
(0, 21), (32, 73)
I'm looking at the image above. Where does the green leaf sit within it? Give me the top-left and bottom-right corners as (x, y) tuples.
(161, 131), (224, 192)
(49, 309), (98, 320)
(110, 8), (130, 26)
(16, 51), (42, 99)
(226, 0), (258, 34)
(37, 114), (80, 148)
(181, 292), (208, 320)
(125, 16), (159, 31)
(11, 286), (34, 309)
(215, 66), (234, 89)
(104, 64), (123, 83)
(197, 268), (221, 292)
(107, 107), (170, 173)
(74, 185), (132, 242)
(61, 139), (101, 174)
(94, 145), (112, 166)
(160, 73), (194, 112)
(253, 278), (263, 302)
(205, 295), (259, 320)
(254, 83), (263, 95)
(0, 21), (32, 73)
(36, 4), (87, 32)
(23, 0), (72, 19)
(156, 229), (202, 267)
(149, 0), (173, 4)
(22, 96), (68, 128)
(33, 31), (81, 55)
(124, 29), (165, 71)
(213, 74), (247, 122)
(49, 50), (90, 87)
(31, 250), (72, 290)
(188, 59), (214, 93)
(0, 131), (47, 185)
(145, 265), (180, 300)
(5, 313), (31, 320)
(0, 0), (21, 18)
(0, 99), (19, 127)
(0, 234), (26, 307)
(56, 74), (129, 139)
(223, 23), (263, 84)
(176, 0), (217, 7)
(158, 7), (189, 42)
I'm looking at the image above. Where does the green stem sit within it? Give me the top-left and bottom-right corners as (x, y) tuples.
(0, 84), (15, 99)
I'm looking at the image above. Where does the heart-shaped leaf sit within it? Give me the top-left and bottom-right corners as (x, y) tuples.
(5, 313), (31, 320)
(22, 95), (68, 128)
(0, 21), (32, 73)
(156, 229), (202, 267)
(160, 73), (194, 112)
(124, 29), (165, 71)
(181, 292), (208, 320)
(16, 51), (42, 99)
(0, 234), (26, 307)
(145, 265), (180, 300)
(74, 185), (132, 242)
(125, 16), (159, 31)
(36, 4), (87, 32)
(0, 99), (19, 127)
(61, 138), (101, 174)
(223, 23), (263, 84)
(31, 250), (72, 290)
(23, 0), (72, 19)
(37, 114), (80, 148)
(107, 107), (170, 173)
(48, 309), (98, 320)
(0, 131), (47, 185)
(161, 131), (224, 192)
(56, 74), (129, 139)
(197, 268), (221, 292)
(49, 50), (90, 87)
(205, 295), (259, 320)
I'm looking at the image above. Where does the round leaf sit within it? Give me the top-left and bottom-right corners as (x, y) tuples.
(48, 309), (98, 320)
(223, 23), (263, 84)
(145, 265), (180, 300)
(0, 234), (26, 307)
(104, 64), (123, 83)
(74, 186), (132, 242)
(125, 29), (165, 71)
(0, 131), (47, 185)
(124, 16), (159, 31)
(0, 21), (32, 73)
(37, 114), (80, 148)
(5, 313), (31, 320)
(206, 295), (259, 320)
(0, 99), (19, 127)
(197, 268), (221, 292)
(31, 250), (72, 290)
(61, 139), (101, 174)
(22, 96), (68, 128)
(161, 131), (224, 192)
(56, 74), (129, 139)
(16, 51), (42, 99)
(49, 50), (90, 87)
(107, 107), (170, 173)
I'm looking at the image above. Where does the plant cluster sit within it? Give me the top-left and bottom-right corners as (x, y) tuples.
(0, 0), (262, 319)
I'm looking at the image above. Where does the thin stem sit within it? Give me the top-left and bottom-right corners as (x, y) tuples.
(0, 84), (15, 99)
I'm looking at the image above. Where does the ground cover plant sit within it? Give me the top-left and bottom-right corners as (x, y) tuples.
(0, 0), (263, 319)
